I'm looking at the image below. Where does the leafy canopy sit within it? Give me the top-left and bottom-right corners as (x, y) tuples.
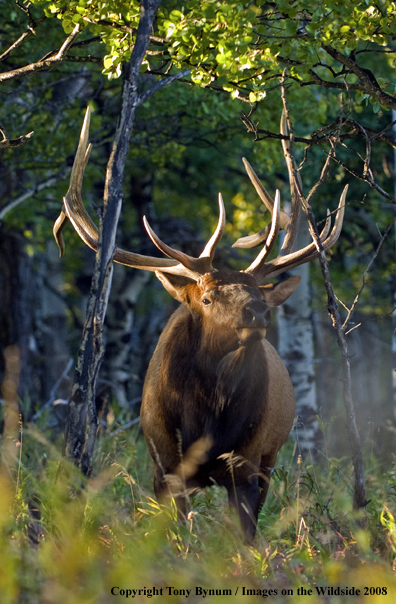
(29, 0), (396, 108)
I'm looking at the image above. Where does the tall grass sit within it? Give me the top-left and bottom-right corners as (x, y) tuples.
(1, 418), (396, 603)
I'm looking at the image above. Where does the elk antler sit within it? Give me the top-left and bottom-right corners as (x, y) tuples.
(55, 107), (346, 285)
(54, 107), (225, 282)
(234, 111), (346, 283)
(142, 193), (225, 276)
(233, 112), (301, 252)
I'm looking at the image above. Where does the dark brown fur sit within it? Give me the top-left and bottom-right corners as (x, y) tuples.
(140, 270), (299, 542)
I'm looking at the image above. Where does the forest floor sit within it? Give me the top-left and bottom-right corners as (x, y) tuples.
(1, 419), (396, 603)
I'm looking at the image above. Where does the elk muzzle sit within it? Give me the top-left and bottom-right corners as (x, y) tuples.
(237, 300), (270, 345)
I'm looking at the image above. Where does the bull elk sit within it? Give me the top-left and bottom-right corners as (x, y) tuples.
(54, 107), (347, 542)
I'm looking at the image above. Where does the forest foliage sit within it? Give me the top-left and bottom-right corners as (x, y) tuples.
(2, 0), (396, 601)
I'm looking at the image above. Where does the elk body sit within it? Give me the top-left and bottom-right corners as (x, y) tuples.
(55, 108), (347, 542)
(141, 270), (300, 541)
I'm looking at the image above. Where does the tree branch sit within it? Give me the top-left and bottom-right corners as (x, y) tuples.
(55, 24), (81, 59)
(321, 43), (396, 111)
(280, 81), (368, 511)
(0, 166), (69, 221)
(0, 15), (47, 62)
(0, 24), (82, 83)
(0, 126), (34, 150)
(330, 153), (396, 205)
(342, 218), (396, 332)
(137, 69), (191, 107)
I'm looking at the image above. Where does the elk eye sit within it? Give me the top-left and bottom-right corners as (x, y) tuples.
(202, 298), (212, 306)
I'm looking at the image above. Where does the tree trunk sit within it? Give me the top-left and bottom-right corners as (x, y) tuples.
(63, 0), (163, 476)
(277, 215), (318, 455)
(37, 241), (72, 407)
(0, 228), (41, 411)
(101, 173), (153, 407)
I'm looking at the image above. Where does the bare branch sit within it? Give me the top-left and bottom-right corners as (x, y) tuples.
(304, 68), (361, 92)
(243, 112), (396, 152)
(279, 43), (396, 111)
(330, 153), (396, 205)
(0, 0), (48, 62)
(345, 305), (396, 336)
(56, 55), (103, 64)
(55, 24), (81, 59)
(0, 15), (47, 62)
(137, 69), (191, 107)
(306, 116), (342, 206)
(321, 43), (396, 111)
(0, 24), (83, 83)
(342, 218), (396, 331)
(0, 127), (34, 150)
(0, 166), (69, 221)
(70, 36), (102, 49)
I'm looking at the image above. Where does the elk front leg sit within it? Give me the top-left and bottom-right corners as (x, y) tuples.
(259, 454), (277, 508)
(153, 463), (188, 521)
(226, 476), (261, 544)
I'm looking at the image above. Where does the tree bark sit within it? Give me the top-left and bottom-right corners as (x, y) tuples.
(0, 228), (41, 409)
(102, 173), (154, 407)
(277, 217), (318, 455)
(63, 0), (162, 476)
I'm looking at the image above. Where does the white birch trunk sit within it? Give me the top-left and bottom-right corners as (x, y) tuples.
(104, 266), (150, 407)
(277, 215), (318, 454)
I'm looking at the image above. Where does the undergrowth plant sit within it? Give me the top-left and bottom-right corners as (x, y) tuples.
(1, 419), (396, 603)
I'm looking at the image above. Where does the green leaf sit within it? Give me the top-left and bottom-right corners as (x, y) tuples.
(169, 9), (183, 20)
(103, 56), (113, 69)
(164, 20), (176, 38)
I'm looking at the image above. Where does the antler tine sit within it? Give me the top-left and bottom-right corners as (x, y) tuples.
(253, 185), (347, 282)
(232, 224), (271, 250)
(53, 107), (95, 256)
(279, 110), (302, 256)
(57, 106), (346, 286)
(143, 217), (205, 274)
(244, 190), (281, 276)
(53, 210), (69, 257)
(54, 106), (100, 256)
(243, 157), (276, 214)
(143, 193), (225, 277)
(199, 193), (225, 262)
(234, 113), (302, 254)
(233, 158), (289, 250)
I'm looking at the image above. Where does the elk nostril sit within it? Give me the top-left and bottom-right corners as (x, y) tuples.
(262, 307), (271, 325)
(243, 306), (255, 325)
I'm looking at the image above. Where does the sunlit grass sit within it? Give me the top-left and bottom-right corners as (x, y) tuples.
(1, 420), (396, 603)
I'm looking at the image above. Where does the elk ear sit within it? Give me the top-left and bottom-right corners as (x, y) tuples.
(155, 271), (196, 304)
(259, 275), (301, 307)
